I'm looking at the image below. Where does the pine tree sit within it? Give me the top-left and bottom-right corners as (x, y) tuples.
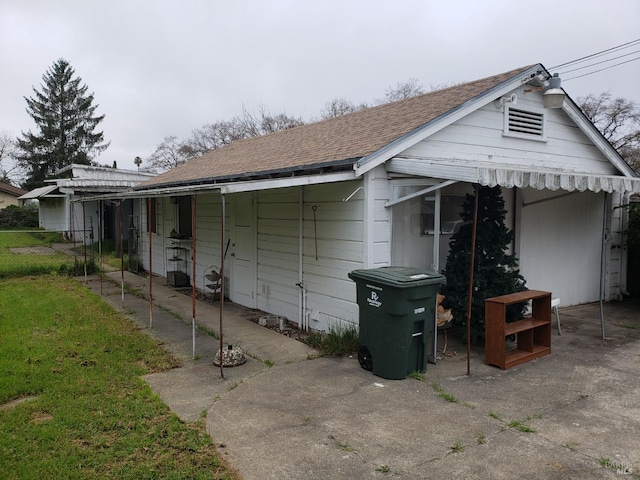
(441, 186), (527, 342)
(16, 58), (109, 189)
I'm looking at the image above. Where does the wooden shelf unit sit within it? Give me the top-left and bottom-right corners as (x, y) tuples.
(485, 290), (551, 369)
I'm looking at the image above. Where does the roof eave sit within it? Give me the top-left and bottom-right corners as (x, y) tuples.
(136, 158), (357, 192)
(354, 64), (545, 177)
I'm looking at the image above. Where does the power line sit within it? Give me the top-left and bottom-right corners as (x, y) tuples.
(563, 56), (640, 81)
(550, 38), (640, 70)
(557, 49), (640, 75)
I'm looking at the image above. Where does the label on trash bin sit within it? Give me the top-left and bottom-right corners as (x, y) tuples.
(366, 290), (382, 308)
(414, 307), (425, 314)
(410, 274), (430, 280)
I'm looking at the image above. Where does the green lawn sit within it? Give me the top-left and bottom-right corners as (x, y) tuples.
(0, 230), (73, 278)
(0, 275), (235, 479)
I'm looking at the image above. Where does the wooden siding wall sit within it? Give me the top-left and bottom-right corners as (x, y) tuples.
(256, 187), (300, 321)
(401, 86), (619, 176)
(139, 195), (225, 288)
(518, 189), (604, 306)
(368, 165), (392, 267)
(301, 182), (363, 329)
(256, 182), (363, 331)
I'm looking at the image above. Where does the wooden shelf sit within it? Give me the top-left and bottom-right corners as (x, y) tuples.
(485, 290), (551, 370)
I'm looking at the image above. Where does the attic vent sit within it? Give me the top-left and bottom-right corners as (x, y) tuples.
(505, 106), (545, 140)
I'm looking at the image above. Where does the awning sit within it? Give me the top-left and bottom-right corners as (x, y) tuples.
(387, 158), (640, 194)
(18, 185), (60, 200)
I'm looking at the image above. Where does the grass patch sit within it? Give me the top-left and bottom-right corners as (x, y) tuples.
(488, 411), (502, 421)
(0, 230), (74, 278)
(0, 275), (235, 479)
(303, 323), (360, 356)
(376, 465), (391, 473)
(477, 432), (486, 445)
(407, 371), (426, 382)
(506, 419), (537, 433)
(431, 381), (458, 403)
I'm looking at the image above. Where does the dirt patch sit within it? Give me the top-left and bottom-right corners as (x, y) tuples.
(9, 246), (55, 255)
(0, 395), (38, 411)
(29, 412), (53, 424)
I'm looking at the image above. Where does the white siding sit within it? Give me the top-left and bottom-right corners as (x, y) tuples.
(518, 189), (604, 306)
(256, 187), (300, 322)
(401, 87), (620, 176)
(302, 182), (363, 329)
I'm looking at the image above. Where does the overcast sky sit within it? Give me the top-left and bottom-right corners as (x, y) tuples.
(1, 0), (639, 173)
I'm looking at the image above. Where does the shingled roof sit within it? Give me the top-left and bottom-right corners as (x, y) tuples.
(0, 182), (28, 197)
(139, 65), (535, 190)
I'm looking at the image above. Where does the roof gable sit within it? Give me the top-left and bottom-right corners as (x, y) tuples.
(140, 65), (536, 190)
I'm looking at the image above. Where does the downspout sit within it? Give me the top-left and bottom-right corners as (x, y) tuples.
(599, 192), (608, 339)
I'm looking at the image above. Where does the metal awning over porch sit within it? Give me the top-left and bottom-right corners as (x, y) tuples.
(387, 157), (640, 194)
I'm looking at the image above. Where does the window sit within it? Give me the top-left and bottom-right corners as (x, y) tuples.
(420, 195), (465, 235)
(503, 105), (546, 140)
(176, 196), (192, 238)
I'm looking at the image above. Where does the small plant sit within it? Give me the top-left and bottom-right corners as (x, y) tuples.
(263, 359), (274, 368)
(599, 457), (613, 468)
(477, 432), (486, 445)
(335, 440), (356, 452)
(507, 420), (536, 433)
(376, 465), (391, 473)
(302, 416), (311, 423)
(431, 382), (458, 403)
(450, 440), (464, 453)
(407, 370), (426, 382)
(488, 411), (502, 421)
(303, 323), (360, 356)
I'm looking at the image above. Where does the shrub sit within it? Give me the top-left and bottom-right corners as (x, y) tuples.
(0, 204), (39, 228)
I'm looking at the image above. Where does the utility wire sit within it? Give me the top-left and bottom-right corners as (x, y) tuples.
(550, 38), (640, 70)
(563, 56), (640, 81)
(557, 49), (640, 75)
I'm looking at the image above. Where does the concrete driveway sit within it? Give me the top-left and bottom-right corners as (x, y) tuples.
(85, 273), (640, 479)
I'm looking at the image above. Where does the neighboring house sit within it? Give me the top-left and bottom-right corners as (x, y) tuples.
(0, 182), (27, 208)
(19, 164), (156, 244)
(102, 63), (639, 335)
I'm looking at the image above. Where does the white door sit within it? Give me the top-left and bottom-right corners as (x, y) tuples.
(230, 192), (256, 308)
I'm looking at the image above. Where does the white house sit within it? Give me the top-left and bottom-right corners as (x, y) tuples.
(108, 64), (639, 334)
(19, 164), (156, 245)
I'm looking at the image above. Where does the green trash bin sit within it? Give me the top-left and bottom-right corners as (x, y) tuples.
(348, 266), (445, 380)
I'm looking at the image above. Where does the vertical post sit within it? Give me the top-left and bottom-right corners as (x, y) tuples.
(148, 197), (153, 329)
(99, 200), (103, 294)
(82, 201), (87, 281)
(119, 201), (124, 308)
(466, 184), (480, 376)
(219, 193), (226, 378)
(192, 195), (197, 359)
(600, 192), (608, 339)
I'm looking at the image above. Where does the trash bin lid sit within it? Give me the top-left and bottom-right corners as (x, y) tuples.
(348, 266), (445, 288)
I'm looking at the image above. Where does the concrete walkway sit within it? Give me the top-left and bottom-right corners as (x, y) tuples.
(81, 272), (640, 479)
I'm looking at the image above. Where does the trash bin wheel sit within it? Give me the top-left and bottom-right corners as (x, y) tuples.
(358, 346), (373, 371)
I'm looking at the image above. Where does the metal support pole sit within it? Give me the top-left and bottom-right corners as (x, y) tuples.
(192, 195), (197, 359)
(466, 184), (480, 376)
(219, 193), (226, 378)
(148, 198), (153, 329)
